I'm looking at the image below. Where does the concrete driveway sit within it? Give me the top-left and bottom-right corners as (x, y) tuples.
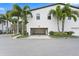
(0, 34), (79, 56)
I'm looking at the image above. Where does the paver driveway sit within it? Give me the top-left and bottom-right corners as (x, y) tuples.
(0, 34), (79, 56)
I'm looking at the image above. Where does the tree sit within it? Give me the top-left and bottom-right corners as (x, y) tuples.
(4, 11), (11, 34)
(21, 5), (32, 35)
(0, 11), (11, 34)
(9, 15), (18, 35)
(49, 5), (62, 32)
(0, 14), (5, 33)
(61, 3), (78, 32)
(10, 4), (32, 36)
(11, 4), (22, 34)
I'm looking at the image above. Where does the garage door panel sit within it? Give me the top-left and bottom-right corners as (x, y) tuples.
(31, 28), (48, 35)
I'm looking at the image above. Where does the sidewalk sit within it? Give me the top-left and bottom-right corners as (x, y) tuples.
(26, 35), (52, 40)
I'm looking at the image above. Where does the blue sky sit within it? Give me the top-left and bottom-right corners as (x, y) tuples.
(0, 3), (79, 14)
(0, 3), (50, 14)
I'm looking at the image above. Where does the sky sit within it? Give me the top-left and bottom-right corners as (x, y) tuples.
(0, 3), (79, 14)
(0, 3), (50, 14)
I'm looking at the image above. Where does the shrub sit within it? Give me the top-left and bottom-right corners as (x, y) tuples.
(49, 31), (54, 35)
(53, 32), (67, 37)
(49, 31), (74, 37)
(23, 31), (28, 36)
(66, 31), (74, 36)
(25, 32), (28, 36)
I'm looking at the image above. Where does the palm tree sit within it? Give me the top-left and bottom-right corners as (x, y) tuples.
(10, 4), (32, 36)
(49, 5), (62, 32)
(0, 11), (11, 34)
(0, 14), (5, 33)
(61, 3), (78, 32)
(11, 4), (22, 34)
(9, 11), (19, 35)
(21, 5), (32, 36)
(8, 15), (17, 35)
(4, 11), (11, 34)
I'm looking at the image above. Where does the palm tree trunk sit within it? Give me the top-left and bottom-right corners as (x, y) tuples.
(25, 24), (27, 35)
(6, 20), (8, 34)
(22, 16), (27, 36)
(62, 20), (65, 32)
(24, 23), (27, 36)
(57, 20), (60, 32)
(12, 23), (15, 35)
(17, 21), (19, 34)
(16, 17), (19, 34)
(22, 20), (24, 35)
(2, 22), (4, 34)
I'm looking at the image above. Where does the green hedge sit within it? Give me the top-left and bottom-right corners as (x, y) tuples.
(49, 31), (74, 37)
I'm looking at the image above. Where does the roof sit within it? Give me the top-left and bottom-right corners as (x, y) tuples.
(31, 3), (79, 11)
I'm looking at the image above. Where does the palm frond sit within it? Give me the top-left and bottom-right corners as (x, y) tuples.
(49, 9), (56, 17)
(62, 13), (67, 20)
(72, 10), (79, 17)
(70, 14), (77, 22)
(23, 5), (30, 11)
(13, 4), (22, 11)
(26, 11), (33, 17)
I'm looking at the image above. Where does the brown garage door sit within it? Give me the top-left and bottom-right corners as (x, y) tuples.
(31, 28), (48, 35)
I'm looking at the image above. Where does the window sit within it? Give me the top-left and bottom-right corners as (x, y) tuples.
(48, 15), (51, 20)
(36, 14), (40, 20)
(68, 17), (71, 20)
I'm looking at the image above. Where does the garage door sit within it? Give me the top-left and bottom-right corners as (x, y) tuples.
(31, 28), (48, 35)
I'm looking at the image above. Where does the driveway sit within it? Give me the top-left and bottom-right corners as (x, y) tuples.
(0, 34), (79, 56)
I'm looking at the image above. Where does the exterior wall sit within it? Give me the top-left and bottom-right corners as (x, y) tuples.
(27, 5), (79, 36)
(0, 21), (11, 32)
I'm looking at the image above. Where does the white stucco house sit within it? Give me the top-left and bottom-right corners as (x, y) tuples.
(0, 3), (79, 36)
(27, 3), (79, 36)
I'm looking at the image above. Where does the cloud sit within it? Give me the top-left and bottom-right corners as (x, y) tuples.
(0, 7), (5, 11)
(0, 7), (6, 14)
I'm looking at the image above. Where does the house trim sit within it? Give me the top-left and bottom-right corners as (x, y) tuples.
(31, 3), (79, 11)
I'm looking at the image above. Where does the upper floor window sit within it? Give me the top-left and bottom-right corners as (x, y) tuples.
(36, 14), (40, 20)
(68, 16), (71, 20)
(48, 15), (51, 20)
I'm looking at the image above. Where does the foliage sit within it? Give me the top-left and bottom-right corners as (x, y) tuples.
(65, 31), (74, 35)
(49, 5), (62, 32)
(8, 4), (32, 36)
(49, 31), (74, 37)
(49, 31), (54, 35)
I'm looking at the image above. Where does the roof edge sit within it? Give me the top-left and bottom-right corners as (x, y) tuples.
(30, 3), (79, 11)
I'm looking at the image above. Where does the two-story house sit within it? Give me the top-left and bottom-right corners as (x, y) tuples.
(27, 3), (79, 36)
